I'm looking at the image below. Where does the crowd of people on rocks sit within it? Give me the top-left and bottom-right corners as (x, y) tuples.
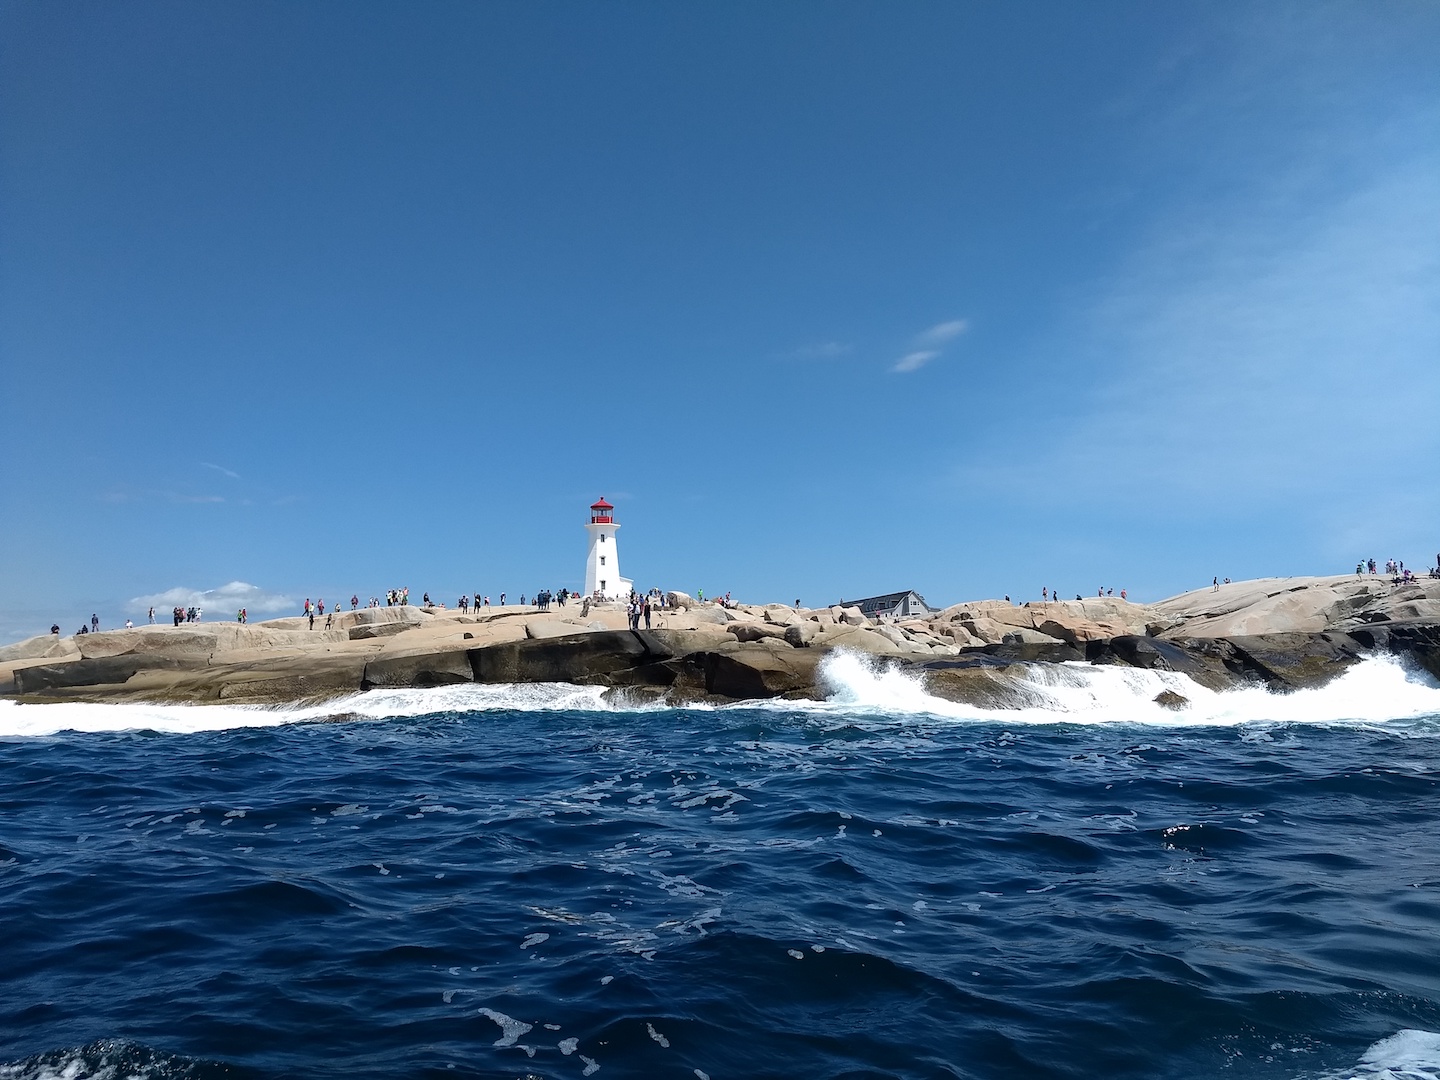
(1038, 586), (1128, 603)
(1356, 556), (1440, 582)
(626, 594), (655, 630)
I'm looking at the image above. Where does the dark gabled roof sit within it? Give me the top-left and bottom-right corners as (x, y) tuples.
(839, 590), (933, 612)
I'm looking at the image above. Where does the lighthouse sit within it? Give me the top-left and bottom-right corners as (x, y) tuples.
(584, 498), (632, 600)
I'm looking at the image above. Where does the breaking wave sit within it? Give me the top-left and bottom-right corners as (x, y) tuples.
(807, 650), (1440, 728)
(1319, 1029), (1440, 1080)
(1, 653), (1437, 738)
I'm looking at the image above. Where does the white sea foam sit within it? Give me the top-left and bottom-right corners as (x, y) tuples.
(0, 653), (1436, 737)
(1320, 1028), (1440, 1080)
(799, 650), (1440, 728)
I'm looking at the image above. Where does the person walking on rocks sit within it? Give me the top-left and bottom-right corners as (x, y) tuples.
(643, 598), (652, 629)
(91, 613), (99, 632)
(308, 608), (315, 630)
(148, 606), (155, 624)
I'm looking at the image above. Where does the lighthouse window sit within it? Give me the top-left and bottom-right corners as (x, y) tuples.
(601, 534), (606, 542)
(600, 556), (605, 566)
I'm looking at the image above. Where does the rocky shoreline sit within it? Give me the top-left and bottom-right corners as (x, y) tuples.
(2, 576), (1437, 710)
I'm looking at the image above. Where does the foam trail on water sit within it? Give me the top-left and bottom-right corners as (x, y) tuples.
(0, 682), (620, 738)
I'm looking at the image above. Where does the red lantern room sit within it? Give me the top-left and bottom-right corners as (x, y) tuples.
(589, 498), (614, 525)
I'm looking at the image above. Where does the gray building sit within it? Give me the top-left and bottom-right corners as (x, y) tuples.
(838, 590), (934, 622)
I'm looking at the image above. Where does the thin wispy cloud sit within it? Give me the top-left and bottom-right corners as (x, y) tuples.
(892, 350), (939, 374)
(891, 318), (968, 373)
(918, 320), (969, 346)
(201, 462), (241, 480)
(944, 122), (1440, 560)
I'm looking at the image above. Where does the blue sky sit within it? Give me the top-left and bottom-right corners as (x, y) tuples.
(2, 1), (1437, 640)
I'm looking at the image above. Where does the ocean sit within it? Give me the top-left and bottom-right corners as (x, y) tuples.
(2, 653), (1439, 1080)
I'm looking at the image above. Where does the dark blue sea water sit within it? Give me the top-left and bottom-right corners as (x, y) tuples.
(3, 658), (1440, 1080)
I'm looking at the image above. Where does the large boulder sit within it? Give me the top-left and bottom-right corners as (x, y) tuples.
(361, 649), (474, 689)
(13, 653), (203, 696)
(818, 625), (905, 656)
(661, 605), (729, 628)
(75, 628), (220, 660)
(348, 622), (413, 641)
(0, 634), (80, 663)
(525, 619), (595, 640)
(469, 630), (672, 684)
(697, 639), (822, 699)
(727, 623), (788, 643)
(1035, 617), (1119, 646)
(1000, 627), (1067, 647)
(784, 622), (819, 647)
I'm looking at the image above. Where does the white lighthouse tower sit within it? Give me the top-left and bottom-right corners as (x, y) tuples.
(584, 497), (632, 600)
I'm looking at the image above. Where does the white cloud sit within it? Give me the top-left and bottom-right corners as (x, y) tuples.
(201, 462), (240, 480)
(891, 350), (939, 374)
(129, 581), (295, 616)
(918, 320), (968, 345)
(890, 319), (969, 372)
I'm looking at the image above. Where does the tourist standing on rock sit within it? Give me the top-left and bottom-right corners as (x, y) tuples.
(351, 595), (358, 610)
(643, 598), (652, 629)
(90, 614), (99, 632)
(499, 593), (505, 606)
(1213, 577), (1219, 592)
(325, 611), (333, 629)
(308, 609), (315, 630)
(148, 606), (155, 624)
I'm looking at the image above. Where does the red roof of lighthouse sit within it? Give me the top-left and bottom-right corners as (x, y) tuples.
(590, 497), (614, 510)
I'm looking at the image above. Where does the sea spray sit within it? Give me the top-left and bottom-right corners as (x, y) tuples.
(805, 649), (1440, 728)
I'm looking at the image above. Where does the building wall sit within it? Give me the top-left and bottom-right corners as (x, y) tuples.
(584, 522), (624, 598)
